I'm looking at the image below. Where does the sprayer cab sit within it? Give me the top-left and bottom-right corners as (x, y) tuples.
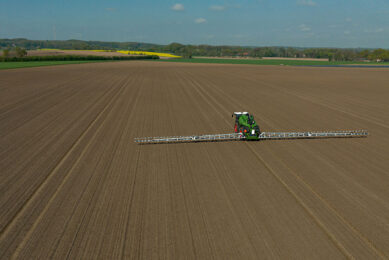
(232, 112), (261, 140)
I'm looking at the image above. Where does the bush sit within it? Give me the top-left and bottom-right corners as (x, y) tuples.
(15, 47), (27, 57)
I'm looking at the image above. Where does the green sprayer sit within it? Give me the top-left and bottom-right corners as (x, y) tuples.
(135, 112), (368, 144)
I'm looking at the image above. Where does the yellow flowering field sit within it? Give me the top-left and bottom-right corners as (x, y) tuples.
(39, 49), (180, 58)
(117, 50), (181, 58)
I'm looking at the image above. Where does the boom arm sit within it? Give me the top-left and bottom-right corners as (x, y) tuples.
(135, 130), (368, 144)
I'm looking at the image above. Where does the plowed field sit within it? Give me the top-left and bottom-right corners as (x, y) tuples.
(1, 61), (388, 259)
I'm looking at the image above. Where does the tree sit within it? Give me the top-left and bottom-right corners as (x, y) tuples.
(368, 49), (389, 62)
(328, 53), (334, 61)
(2, 48), (10, 57)
(359, 50), (370, 59)
(182, 51), (192, 58)
(15, 47), (27, 57)
(333, 50), (344, 61)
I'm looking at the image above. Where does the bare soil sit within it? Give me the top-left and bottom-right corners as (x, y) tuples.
(262, 57), (329, 61)
(196, 56), (329, 61)
(27, 49), (130, 57)
(0, 62), (388, 259)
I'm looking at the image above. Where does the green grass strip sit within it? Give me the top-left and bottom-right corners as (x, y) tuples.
(0, 60), (115, 70)
(157, 58), (389, 66)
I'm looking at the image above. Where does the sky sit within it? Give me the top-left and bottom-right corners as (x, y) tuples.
(0, 0), (388, 48)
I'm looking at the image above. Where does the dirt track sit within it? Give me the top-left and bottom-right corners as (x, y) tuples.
(0, 61), (388, 259)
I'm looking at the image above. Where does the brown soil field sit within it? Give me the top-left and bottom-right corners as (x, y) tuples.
(27, 49), (130, 57)
(262, 57), (329, 61)
(0, 61), (388, 259)
(196, 56), (329, 61)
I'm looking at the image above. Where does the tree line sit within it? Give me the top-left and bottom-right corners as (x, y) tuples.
(1, 46), (27, 58)
(1, 38), (388, 62)
(158, 43), (389, 62)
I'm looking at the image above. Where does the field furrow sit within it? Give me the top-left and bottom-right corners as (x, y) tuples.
(0, 61), (388, 258)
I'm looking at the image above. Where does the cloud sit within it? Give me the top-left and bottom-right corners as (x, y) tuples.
(344, 30), (351, 35)
(209, 5), (226, 11)
(299, 24), (311, 32)
(297, 0), (317, 6)
(171, 3), (184, 11)
(195, 18), (207, 24)
(345, 17), (352, 22)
